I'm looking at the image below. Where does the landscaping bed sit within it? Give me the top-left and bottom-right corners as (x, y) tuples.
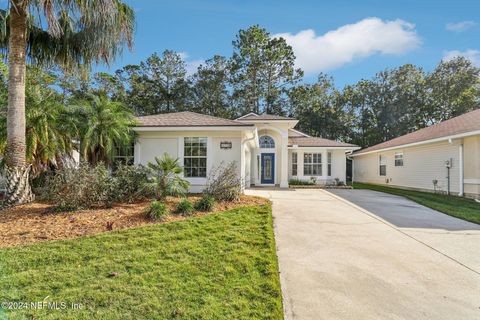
(0, 204), (283, 319)
(289, 185), (353, 189)
(0, 195), (268, 248)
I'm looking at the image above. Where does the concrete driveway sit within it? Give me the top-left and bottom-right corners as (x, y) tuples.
(245, 188), (480, 320)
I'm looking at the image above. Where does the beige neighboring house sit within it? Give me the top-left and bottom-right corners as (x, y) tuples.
(351, 108), (480, 198)
(132, 111), (358, 192)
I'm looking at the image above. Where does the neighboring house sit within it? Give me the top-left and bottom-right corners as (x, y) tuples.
(351, 108), (480, 198)
(132, 111), (359, 192)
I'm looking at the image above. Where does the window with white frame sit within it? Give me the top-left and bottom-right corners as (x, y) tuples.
(259, 135), (275, 148)
(394, 152), (404, 167)
(379, 155), (387, 176)
(304, 153), (322, 176)
(327, 152), (332, 176)
(292, 152), (298, 176)
(184, 137), (207, 177)
(113, 143), (134, 168)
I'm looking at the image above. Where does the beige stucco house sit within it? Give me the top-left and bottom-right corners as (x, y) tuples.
(132, 111), (359, 192)
(351, 108), (480, 198)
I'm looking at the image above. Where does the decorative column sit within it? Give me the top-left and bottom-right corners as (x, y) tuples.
(134, 138), (141, 165)
(280, 134), (289, 188)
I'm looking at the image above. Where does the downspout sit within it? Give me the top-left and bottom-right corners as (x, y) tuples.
(459, 143), (464, 197)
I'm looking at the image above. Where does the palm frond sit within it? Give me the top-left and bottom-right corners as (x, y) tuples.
(0, 0), (135, 70)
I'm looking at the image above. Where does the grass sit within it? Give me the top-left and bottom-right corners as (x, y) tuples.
(353, 182), (480, 224)
(0, 205), (283, 320)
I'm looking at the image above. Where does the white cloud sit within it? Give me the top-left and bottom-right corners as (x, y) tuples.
(443, 49), (480, 66)
(445, 21), (477, 32)
(179, 52), (204, 76)
(274, 17), (421, 74)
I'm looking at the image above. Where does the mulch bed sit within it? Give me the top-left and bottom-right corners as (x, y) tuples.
(0, 195), (269, 248)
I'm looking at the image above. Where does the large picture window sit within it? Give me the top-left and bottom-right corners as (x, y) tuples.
(184, 137), (207, 178)
(304, 153), (322, 176)
(292, 152), (298, 176)
(379, 155), (387, 176)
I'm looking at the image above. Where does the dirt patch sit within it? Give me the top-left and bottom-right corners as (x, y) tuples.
(0, 195), (269, 248)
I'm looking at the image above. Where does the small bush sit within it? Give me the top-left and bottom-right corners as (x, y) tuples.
(195, 194), (216, 212)
(147, 201), (168, 221)
(144, 154), (190, 201)
(112, 163), (152, 203)
(289, 179), (315, 186)
(41, 163), (115, 211)
(204, 162), (242, 202)
(176, 198), (194, 216)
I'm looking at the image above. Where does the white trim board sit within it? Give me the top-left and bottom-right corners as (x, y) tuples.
(133, 126), (254, 132)
(464, 179), (480, 184)
(351, 130), (480, 157)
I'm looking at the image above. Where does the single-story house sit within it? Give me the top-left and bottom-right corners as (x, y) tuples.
(132, 111), (359, 192)
(351, 108), (480, 198)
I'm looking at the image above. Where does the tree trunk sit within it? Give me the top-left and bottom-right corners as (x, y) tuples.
(3, 0), (34, 207)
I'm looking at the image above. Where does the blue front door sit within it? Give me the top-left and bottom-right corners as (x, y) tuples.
(261, 153), (275, 184)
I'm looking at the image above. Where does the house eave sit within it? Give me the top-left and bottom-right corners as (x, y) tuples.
(288, 146), (361, 150)
(351, 129), (480, 157)
(133, 125), (254, 132)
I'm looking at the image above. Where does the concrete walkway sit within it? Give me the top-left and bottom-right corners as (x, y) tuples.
(246, 188), (480, 320)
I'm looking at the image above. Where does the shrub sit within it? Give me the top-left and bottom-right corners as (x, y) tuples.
(289, 179), (315, 186)
(195, 194), (216, 212)
(112, 163), (152, 203)
(147, 200), (169, 221)
(204, 162), (242, 202)
(176, 198), (194, 216)
(145, 154), (190, 201)
(41, 163), (115, 211)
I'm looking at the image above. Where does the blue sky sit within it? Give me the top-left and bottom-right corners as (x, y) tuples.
(99, 0), (479, 88)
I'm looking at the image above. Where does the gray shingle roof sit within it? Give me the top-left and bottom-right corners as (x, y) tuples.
(288, 136), (358, 148)
(355, 108), (480, 155)
(135, 111), (253, 127)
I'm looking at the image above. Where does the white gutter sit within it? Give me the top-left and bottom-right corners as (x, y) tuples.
(236, 119), (300, 128)
(288, 146), (361, 150)
(351, 129), (480, 157)
(459, 143), (464, 196)
(132, 126), (254, 132)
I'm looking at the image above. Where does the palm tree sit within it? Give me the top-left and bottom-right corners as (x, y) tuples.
(0, 65), (77, 177)
(145, 154), (190, 201)
(70, 94), (134, 165)
(0, 0), (134, 206)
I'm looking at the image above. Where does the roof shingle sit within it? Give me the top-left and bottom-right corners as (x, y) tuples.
(355, 108), (480, 155)
(288, 136), (358, 148)
(135, 111), (253, 127)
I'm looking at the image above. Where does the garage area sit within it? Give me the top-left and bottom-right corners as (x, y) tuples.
(246, 188), (480, 320)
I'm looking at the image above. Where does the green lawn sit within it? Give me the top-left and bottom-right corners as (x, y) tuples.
(0, 205), (283, 320)
(353, 182), (480, 224)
